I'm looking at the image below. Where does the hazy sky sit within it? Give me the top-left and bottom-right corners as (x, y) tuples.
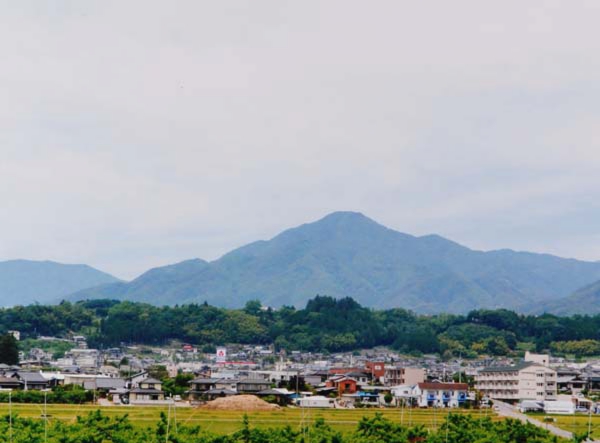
(2, 1), (600, 279)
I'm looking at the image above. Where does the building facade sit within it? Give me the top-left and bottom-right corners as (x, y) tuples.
(384, 366), (425, 387)
(413, 382), (468, 407)
(475, 362), (557, 402)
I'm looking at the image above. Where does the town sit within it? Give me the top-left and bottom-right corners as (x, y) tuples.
(2, 329), (598, 418)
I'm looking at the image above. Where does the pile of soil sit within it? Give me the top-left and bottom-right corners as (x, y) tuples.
(200, 395), (280, 411)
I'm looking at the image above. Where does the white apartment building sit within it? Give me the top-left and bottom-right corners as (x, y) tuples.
(413, 382), (469, 407)
(391, 382), (469, 407)
(476, 362), (557, 402)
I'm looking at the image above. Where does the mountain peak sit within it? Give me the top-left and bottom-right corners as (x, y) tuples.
(309, 211), (386, 232)
(67, 212), (600, 314)
(320, 211), (371, 221)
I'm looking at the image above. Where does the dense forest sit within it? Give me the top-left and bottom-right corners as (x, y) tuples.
(2, 296), (600, 357)
(0, 410), (576, 443)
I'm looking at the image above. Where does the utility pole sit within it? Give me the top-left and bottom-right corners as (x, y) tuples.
(9, 391), (12, 443)
(173, 396), (178, 435)
(400, 397), (404, 425)
(44, 390), (48, 443)
(166, 399), (171, 443)
(588, 405), (592, 441)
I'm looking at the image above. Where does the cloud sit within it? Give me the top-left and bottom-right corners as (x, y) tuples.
(1, 1), (600, 278)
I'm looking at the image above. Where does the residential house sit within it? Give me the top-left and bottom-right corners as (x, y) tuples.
(555, 368), (586, 394)
(583, 372), (600, 393)
(256, 388), (293, 405)
(384, 366), (425, 387)
(127, 371), (149, 389)
(326, 375), (359, 396)
(365, 361), (386, 381)
(187, 378), (218, 401)
(390, 384), (415, 404)
(214, 378), (239, 391)
(203, 388), (237, 400)
(305, 370), (329, 387)
(129, 377), (165, 403)
(67, 349), (100, 369)
(413, 382), (468, 408)
(236, 378), (271, 394)
(83, 378), (126, 396)
(345, 371), (371, 384)
(0, 376), (22, 390)
(15, 372), (50, 390)
(98, 365), (120, 378)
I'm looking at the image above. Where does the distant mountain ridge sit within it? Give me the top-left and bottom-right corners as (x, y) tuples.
(70, 212), (600, 314)
(0, 260), (120, 307)
(531, 279), (600, 315)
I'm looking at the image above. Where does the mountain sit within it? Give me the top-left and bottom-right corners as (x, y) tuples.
(70, 212), (600, 313)
(0, 260), (120, 306)
(532, 280), (600, 315)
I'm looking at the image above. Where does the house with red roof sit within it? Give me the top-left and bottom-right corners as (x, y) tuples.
(325, 375), (359, 396)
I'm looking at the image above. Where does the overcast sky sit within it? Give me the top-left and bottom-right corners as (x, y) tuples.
(1, 1), (600, 279)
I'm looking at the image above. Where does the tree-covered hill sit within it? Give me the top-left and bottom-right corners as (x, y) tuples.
(3, 296), (600, 358)
(70, 212), (600, 314)
(0, 260), (120, 306)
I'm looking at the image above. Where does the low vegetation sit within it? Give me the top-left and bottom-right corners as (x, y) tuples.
(0, 407), (568, 443)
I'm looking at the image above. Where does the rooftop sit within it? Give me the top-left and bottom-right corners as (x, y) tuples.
(479, 362), (536, 373)
(418, 382), (468, 391)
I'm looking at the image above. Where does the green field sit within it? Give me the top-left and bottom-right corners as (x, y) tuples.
(533, 413), (600, 439)
(0, 404), (499, 435)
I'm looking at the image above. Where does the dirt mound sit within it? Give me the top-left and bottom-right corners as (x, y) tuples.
(200, 395), (280, 411)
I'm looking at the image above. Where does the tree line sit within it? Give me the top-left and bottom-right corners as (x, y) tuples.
(2, 296), (600, 357)
(0, 409), (577, 443)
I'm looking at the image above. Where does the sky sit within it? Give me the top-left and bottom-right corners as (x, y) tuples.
(1, 1), (600, 280)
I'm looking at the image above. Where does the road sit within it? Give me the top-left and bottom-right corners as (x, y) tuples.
(492, 400), (574, 440)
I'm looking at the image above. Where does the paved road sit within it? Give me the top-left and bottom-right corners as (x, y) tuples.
(493, 400), (574, 440)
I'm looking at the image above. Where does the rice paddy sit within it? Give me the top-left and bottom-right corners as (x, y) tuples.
(0, 403), (498, 435)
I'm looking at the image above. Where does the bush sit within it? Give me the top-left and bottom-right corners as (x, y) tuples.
(0, 385), (92, 404)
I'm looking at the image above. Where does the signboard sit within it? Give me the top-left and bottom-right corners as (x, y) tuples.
(216, 347), (227, 363)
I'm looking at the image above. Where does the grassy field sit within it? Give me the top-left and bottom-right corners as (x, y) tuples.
(530, 413), (600, 439)
(0, 403), (499, 435)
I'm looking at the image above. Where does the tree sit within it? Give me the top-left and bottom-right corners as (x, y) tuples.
(279, 375), (307, 392)
(147, 365), (169, 381)
(244, 300), (262, 316)
(384, 392), (393, 405)
(0, 333), (18, 365)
